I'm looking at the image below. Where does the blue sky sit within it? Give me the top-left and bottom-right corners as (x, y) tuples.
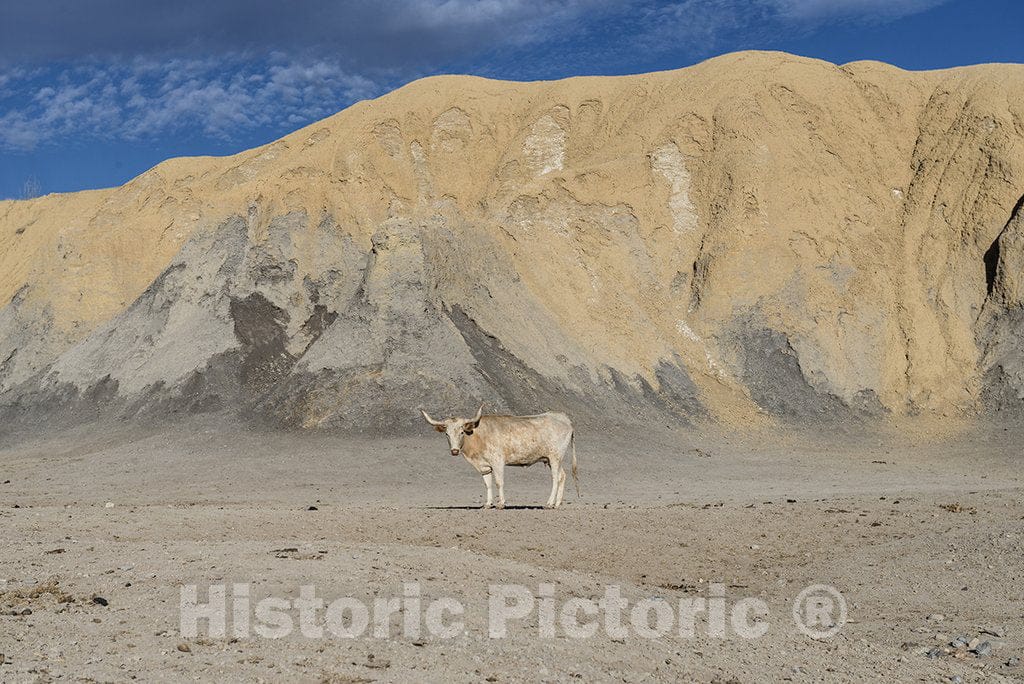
(1, 0), (1021, 200)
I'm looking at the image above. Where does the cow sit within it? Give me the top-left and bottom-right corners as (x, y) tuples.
(419, 405), (579, 509)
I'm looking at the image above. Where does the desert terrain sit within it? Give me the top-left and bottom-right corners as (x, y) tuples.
(1, 419), (1023, 682)
(2, 50), (1024, 681)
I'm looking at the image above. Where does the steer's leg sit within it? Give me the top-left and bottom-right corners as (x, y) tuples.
(482, 472), (495, 509)
(493, 462), (506, 509)
(555, 468), (567, 508)
(545, 457), (560, 509)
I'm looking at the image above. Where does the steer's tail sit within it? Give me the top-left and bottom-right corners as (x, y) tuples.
(570, 431), (580, 498)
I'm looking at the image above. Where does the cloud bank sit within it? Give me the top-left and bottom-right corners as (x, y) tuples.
(0, 1), (609, 66)
(0, 57), (380, 151)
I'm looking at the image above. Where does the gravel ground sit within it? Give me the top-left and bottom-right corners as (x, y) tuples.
(1, 418), (1022, 682)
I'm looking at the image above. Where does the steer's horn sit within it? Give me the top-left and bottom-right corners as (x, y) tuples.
(467, 403), (483, 427)
(420, 409), (444, 426)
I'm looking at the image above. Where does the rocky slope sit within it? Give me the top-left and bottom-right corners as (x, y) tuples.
(1, 51), (1023, 433)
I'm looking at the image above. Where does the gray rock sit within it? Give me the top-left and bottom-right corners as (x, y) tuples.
(973, 641), (992, 657)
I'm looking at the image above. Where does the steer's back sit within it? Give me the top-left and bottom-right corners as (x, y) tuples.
(475, 411), (572, 466)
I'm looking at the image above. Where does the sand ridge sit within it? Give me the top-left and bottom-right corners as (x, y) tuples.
(2, 51), (1024, 432)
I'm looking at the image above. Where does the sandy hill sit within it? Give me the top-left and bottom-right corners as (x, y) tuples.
(2, 51), (1023, 434)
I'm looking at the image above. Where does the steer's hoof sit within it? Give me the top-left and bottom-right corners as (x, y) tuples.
(483, 503), (495, 510)
(496, 503), (505, 510)
(544, 504), (556, 510)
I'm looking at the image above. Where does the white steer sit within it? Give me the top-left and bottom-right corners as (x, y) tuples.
(420, 406), (579, 509)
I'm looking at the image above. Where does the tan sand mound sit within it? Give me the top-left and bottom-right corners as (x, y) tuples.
(1, 51), (1023, 433)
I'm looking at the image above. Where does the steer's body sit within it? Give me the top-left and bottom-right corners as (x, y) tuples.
(421, 408), (578, 509)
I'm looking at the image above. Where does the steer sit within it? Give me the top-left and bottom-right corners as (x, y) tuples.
(420, 405), (579, 509)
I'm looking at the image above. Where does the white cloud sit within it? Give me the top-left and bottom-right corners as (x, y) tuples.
(768, 0), (948, 21)
(0, 66), (40, 99)
(0, 56), (383, 151)
(627, 0), (950, 60)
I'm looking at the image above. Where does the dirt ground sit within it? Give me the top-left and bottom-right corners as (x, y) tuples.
(1, 417), (1022, 682)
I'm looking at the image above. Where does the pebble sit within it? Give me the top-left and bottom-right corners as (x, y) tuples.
(92, 596), (109, 607)
(1006, 657), (1020, 667)
(307, 506), (318, 511)
(20, 608), (31, 616)
(973, 641), (992, 657)
(949, 676), (963, 684)
(177, 643), (191, 653)
(104, 502), (115, 509)
(927, 613), (945, 622)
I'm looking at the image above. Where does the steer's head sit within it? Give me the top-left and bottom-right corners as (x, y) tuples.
(420, 405), (483, 456)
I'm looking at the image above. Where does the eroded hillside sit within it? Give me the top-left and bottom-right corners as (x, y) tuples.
(2, 51), (1023, 432)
